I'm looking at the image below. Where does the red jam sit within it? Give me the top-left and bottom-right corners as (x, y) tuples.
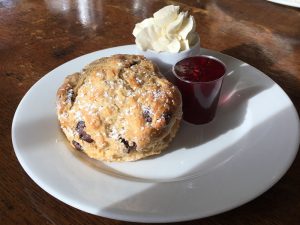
(173, 56), (226, 124)
(174, 56), (226, 82)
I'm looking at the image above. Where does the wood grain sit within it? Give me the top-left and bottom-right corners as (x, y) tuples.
(1, 0), (299, 224)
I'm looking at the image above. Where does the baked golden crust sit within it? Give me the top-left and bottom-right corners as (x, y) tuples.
(56, 54), (182, 161)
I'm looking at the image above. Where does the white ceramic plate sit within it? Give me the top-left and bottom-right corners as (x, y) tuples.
(12, 45), (299, 223)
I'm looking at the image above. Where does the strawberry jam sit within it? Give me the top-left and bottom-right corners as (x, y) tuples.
(173, 56), (226, 124)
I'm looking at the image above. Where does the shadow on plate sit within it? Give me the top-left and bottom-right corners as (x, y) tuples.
(147, 59), (274, 159)
(99, 103), (297, 222)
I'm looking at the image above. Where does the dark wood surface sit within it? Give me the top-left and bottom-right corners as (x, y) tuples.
(1, 0), (300, 224)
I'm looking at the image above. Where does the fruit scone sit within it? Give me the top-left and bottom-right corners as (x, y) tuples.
(56, 54), (182, 162)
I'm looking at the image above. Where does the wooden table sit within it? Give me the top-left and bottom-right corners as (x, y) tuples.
(1, 0), (300, 224)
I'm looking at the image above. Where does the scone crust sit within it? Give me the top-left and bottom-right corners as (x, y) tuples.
(56, 54), (182, 161)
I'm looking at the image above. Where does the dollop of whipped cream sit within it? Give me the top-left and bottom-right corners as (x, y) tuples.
(133, 5), (198, 53)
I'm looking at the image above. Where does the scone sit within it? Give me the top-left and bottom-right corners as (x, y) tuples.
(56, 54), (182, 162)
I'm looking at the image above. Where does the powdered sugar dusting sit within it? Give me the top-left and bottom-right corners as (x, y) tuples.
(135, 77), (143, 84)
(152, 89), (163, 99)
(109, 127), (119, 139)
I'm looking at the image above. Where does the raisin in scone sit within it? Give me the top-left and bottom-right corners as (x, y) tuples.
(56, 54), (182, 162)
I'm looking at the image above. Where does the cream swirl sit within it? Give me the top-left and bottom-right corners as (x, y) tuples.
(133, 5), (198, 53)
